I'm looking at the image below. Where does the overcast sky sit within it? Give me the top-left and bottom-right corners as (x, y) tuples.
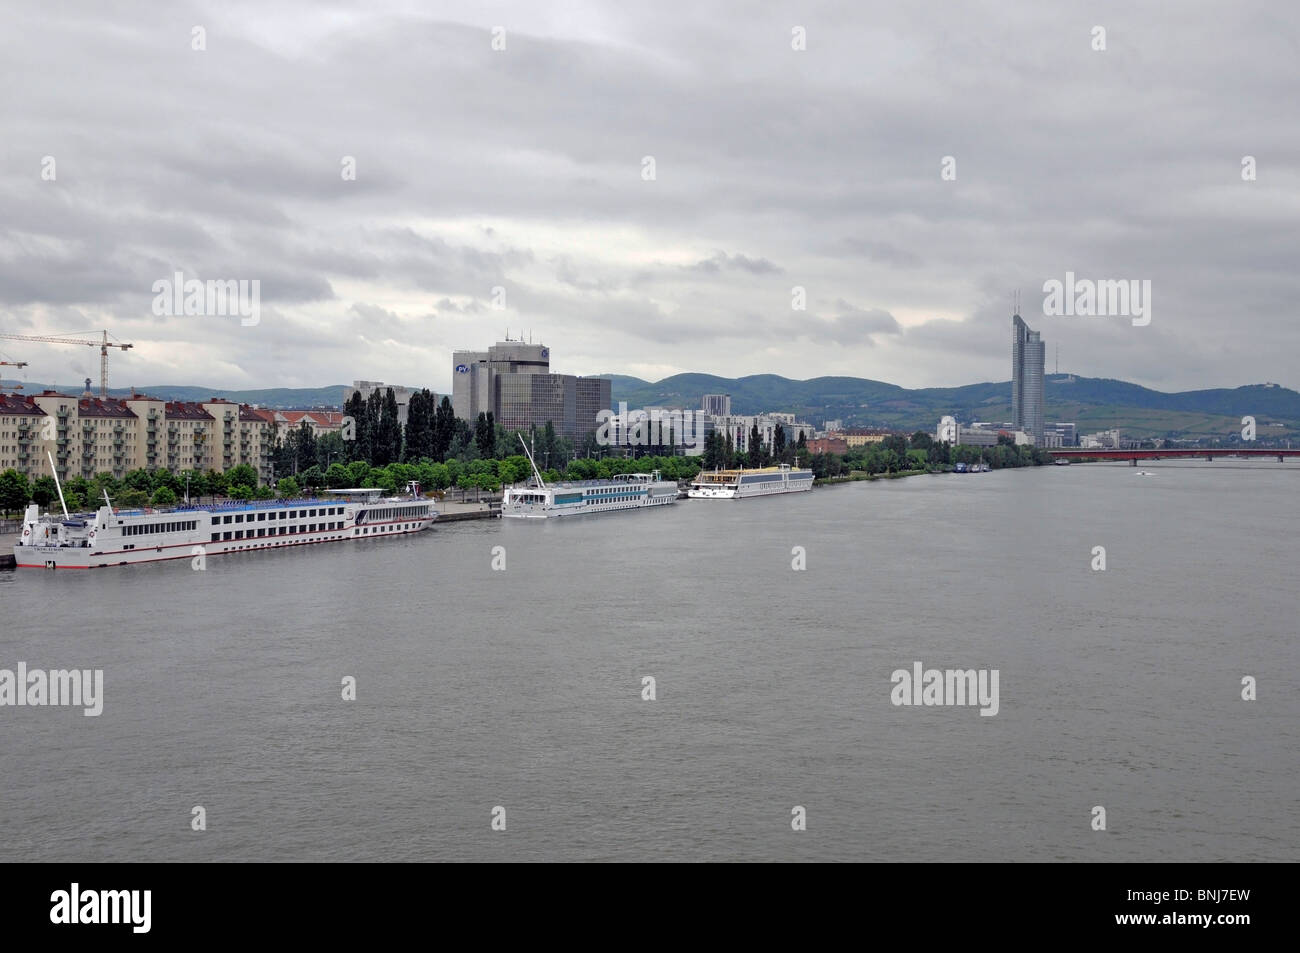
(2, 1), (1296, 397)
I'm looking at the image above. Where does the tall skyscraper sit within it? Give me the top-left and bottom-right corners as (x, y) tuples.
(1012, 310), (1045, 443)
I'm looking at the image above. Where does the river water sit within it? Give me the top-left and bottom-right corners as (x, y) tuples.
(1, 461), (1295, 861)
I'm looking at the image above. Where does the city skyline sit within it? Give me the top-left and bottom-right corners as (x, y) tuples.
(2, 2), (1297, 397)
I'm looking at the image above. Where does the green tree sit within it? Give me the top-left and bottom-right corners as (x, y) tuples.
(228, 484), (253, 501)
(91, 471), (121, 501)
(448, 418), (473, 459)
(432, 396), (456, 463)
(747, 423), (764, 468)
(31, 475), (58, 507)
(346, 459), (370, 487)
(205, 468), (229, 499)
(344, 390), (368, 463)
(118, 488), (148, 507)
(151, 468), (179, 494)
(882, 434), (908, 457)
(124, 468), (152, 492)
(0, 468), (30, 515)
(177, 469), (205, 501)
(474, 412), (495, 459)
(365, 390), (384, 463)
(404, 388), (437, 462)
(379, 387), (402, 464)
(64, 475), (91, 511)
(276, 476), (301, 498)
(540, 421), (558, 469)
(151, 486), (177, 506)
(225, 463), (258, 489)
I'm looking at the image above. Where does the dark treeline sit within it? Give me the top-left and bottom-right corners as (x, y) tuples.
(805, 431), (1054, 479)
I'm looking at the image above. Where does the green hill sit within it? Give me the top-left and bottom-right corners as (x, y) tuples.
(5, 373), (1294, 440)
(604, 373), (1300, 440)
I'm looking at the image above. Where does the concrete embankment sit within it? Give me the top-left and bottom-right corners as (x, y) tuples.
(436, 501), (500, 522)
(0, 532), (16, 569)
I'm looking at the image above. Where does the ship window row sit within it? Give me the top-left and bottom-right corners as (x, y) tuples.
(213, 522), (343, 542)
(124, 520), (197, 535)
(219, 507), (342, 525)
(372, 506), (423, 519)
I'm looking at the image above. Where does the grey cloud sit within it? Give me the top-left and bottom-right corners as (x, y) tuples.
(0, 1), (1295, 393)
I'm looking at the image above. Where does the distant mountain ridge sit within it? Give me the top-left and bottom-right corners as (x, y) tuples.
(601, 373), (1300, 439)
(4, 374), (1295, 439)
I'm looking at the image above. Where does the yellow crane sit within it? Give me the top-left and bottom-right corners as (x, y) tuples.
(0, 330), (133, 398)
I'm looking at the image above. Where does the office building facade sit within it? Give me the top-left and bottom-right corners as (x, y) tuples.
(701, 394), (731, 417)
(1012, 313), (1045, 443)
(451, 341), (609, 443)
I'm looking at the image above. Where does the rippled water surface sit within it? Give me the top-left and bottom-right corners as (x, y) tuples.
(1, 461), (1296, 861)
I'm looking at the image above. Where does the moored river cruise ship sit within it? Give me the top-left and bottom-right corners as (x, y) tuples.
(501, 471), (679, 518)
(687, 462), (815, 499)
(499, 434), (679, 518)
(14, 484), (437, 570)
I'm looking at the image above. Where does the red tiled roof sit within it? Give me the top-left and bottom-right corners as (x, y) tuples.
(78, 397), (137, 419)
(239, 404), (272, 422)
(0, 393), (45, 415)
(164, 401), (216, 421)
(278, 410), (345, 427)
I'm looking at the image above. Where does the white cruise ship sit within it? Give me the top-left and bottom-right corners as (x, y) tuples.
(687, 462), (814, 499)
(14, 460), (436, 569)
(500, 436), (679, 518)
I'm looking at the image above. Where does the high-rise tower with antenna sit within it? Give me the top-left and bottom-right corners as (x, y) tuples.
(1011, 294), (1045, 443)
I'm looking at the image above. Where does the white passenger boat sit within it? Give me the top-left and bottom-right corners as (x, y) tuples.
(500, 436), (678, 518)
(687, 462), (814, 499)
(13, 452), (436, 569)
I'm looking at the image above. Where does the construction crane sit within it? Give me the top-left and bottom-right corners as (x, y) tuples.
(0, 330), (133, 398)
(0, 355), (29, 391)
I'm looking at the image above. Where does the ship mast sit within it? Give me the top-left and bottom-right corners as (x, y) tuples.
(518, 433), (547, 488)
(47, 450), (69, 518)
